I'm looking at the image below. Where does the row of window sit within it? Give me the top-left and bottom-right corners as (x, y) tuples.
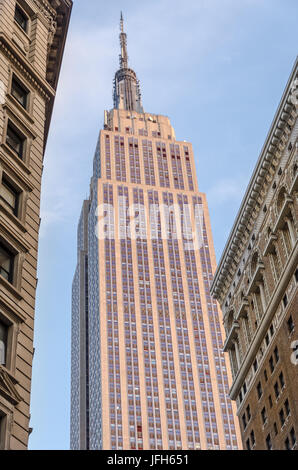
(238, 288), (296, 407)
(246, 426), (296, 450)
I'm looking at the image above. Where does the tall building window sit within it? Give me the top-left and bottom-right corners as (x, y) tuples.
(257, 381), (262, 399)
(0, 179), (19, 216)
(279, 372), (285, 389)
(0, 244), (14, 283)
(11, 76), (29, 110)
(274, 346), (279, 363)
(290, 428), (296, 448)
(242, 413), (247, 430)
(6, 123), (25, 159)
(269, 356), (274, 373)
(266, 433), (272, 450)
(284, 398), (290, 416)
(261, 407), (267, 424)
(14, 4), (28, 32)
(250, 430), (255, 446)
(274, 381), (280, 399)
(246, 404), (251, 421)
(287, 315), (294, 334)
(279, 408), (285, 426)
(285, 437), (291, 450)
(0, 320), (8, 366)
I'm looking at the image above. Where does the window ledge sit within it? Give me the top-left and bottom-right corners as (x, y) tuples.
(263, 233), (278, 257)
(6, 93), (34, 125)
(247, 262), (265, 295)
(13, 20), (31, 43)
(273, 196), (294, 232)
(223, 320), (240, 351)
(0, 142), (31, 175)
(0, 203), (27, 233)
(0, 275), (22, 301)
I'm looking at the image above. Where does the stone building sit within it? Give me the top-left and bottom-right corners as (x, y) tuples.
(211, 58), (298, 450)
(0, 0), (72, 450)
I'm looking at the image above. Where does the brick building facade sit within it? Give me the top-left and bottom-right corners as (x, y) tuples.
(211, 58), (298, 450)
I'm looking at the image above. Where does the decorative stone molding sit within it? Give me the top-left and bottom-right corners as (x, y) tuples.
(211, 58), (298, 301)
(0, 36), (53, 101)
(0, 367), (22, 406)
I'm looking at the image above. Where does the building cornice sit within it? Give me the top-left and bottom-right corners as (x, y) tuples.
(211, 57), (298, 302)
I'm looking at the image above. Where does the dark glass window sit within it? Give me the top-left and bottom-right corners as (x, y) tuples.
(0, 179), (19, 216)
(246, 404), (251, 421)
(0, 320), (8, 366)
(285, 398), (290, 416)
(264, 369), (268, 382)
(287, 315), (294, 334)
(274, 422), (278, 436)
(285, 437), (291, 450)
(250, 430), (255, 446)
(266, 434), (272, 450)
(246, 438), (251, 450)
(261, 407), (267, 424)
(269, 395), (273, 408)
(253, 359), (258, 372)
(290, 428), (296, 447)
(279, 372), (285, 389)
(242, 413), (247, 430)
(279, 408), (285, 426)
(257, 381), (262, 399)
(270, 324), (274, 336)
(11, 77), (29, 109)
(14, 4), (28, 32)
(269, 356), (274, 373)
(6, 123), (25, 159)
(274, 381), (280, 399)
(0, 244), (14, 283)
(274, 346), (279, 363)
(282, 294), (288, 308)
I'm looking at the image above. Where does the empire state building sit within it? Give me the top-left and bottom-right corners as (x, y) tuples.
(70, 14), (241, 450)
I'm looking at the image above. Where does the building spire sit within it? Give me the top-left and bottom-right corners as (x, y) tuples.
(120, 11), (124, 32)
(119, 12), (128, 69)
(113, 12), (143, 113)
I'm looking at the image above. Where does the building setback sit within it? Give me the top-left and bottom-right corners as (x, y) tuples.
(0, 0), (72, 450)
(211, 58), (298, 450)
(71, 15), (241, 450)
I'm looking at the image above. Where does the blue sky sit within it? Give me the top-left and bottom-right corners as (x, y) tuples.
(28, 0), (298, 450)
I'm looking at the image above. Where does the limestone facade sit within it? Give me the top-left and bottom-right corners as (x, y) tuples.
(0, 0), (72, 450)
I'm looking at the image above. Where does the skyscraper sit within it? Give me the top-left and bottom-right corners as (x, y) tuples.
(0, 0), (72, 450)
(71, 14), (241, 451)
(211, 59), (298, 450)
